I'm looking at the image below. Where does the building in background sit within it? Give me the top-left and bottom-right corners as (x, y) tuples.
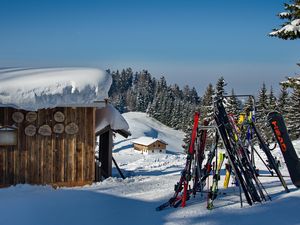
(132, 137), (167, 154)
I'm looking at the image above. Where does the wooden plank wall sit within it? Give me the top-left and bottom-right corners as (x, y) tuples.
(0, 107), (95, 187)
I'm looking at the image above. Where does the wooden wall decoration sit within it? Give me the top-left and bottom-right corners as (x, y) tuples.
(24, 125), (36, 136)
(0, 128), (17, 146)
(12, 112), (24, 123)
(0, 107), (96, 187)
(26, 112), (37, 123)
(54, 111), (65, 122)
(53, 123), (64, 134)
(65, 122), (79, 135)
(38, 125), (52, 136)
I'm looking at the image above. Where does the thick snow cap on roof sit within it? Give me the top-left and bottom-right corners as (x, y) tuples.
(96, 104), (130, 134)
(132, 137), (168, 146)
(0, 67), (112, 111)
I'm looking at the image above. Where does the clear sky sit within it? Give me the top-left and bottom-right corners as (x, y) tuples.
(0, 0), (299, 95)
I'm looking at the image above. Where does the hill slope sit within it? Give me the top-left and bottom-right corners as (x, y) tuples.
(112, 112), (186, 176)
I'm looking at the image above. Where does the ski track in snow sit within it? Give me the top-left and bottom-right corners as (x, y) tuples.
(1, 112), (300, 225)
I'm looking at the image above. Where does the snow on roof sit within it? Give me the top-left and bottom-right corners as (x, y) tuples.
(96, 104), (130, 134)
(132, 137), (168, 146)
(0, 67), (112, 111)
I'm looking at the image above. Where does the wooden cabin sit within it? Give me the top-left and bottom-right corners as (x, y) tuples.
(132, 137), (167, 154)
(0, 107), (96, 187)
(0, 67), (130, 187)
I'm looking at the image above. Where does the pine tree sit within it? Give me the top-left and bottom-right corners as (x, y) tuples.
(288, 87), (300, 139)
(278, 85), (293, 134)
(201, 83), (215, 123)
(268, 86), (277, 111)
(256, 83), (269, 140)
(243, 96), (255, 112)
(215, 76), (227, 99)
(226, 88), (241, 120)
(278, 85), (290, 116)
(264, 86), (278, 140)
(134, 70), (155, 112)
(270, 0), (300, 40)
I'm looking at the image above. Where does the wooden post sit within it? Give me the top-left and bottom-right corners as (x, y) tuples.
(99, 128), (112, 178)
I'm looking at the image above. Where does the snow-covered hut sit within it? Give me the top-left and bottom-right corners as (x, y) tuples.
(132, 137), (167, 154)
(0, 67), (129, 187)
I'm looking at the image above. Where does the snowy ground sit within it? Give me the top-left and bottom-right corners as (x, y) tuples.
(1, 112), (300, 225)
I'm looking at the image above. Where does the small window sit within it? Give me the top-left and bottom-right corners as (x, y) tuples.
(0, 126), (17, 146)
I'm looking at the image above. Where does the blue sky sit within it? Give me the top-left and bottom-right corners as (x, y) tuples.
(0, 0), (299, 94)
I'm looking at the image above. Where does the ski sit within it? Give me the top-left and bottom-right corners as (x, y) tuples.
(223, 162), (232, 188)
(268, 111), (300, 187)
(251, 121), (289, 192)
(207, 152), (225, 209)
(156, 112), (202, 210)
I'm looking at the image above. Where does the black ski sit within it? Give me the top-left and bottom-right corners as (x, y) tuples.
(251, 122), (289, 192)
(268, 111), (300, 187)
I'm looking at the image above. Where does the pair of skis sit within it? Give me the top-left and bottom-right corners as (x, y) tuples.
(207, 152), (225, 209)
(156, 112), (208, 211)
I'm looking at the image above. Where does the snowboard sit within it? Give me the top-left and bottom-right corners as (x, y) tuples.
(268, 111), (300, 187)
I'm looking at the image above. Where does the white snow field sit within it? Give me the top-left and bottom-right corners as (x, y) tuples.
(1, 112), (300, 225)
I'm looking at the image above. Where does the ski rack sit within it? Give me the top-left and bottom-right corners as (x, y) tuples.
(223, 94), (289, 193)
(214, 98), (271, 206)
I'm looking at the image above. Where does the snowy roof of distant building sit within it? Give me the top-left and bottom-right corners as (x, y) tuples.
(0, 67), (112, 111)
(132, 137), (168, 146)
(95, 104), (130, 136)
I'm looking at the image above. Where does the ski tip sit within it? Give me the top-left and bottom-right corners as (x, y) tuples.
(207, 203), (214, 210)
(267, 111), (281, 119)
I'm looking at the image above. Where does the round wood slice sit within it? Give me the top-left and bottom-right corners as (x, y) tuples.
(26, 111), (37, 123)
(54, 111), (65, 122)
(12, 112), (24, 123)
(53, 123), (64, 134)
(65, 122), (79, 135)
(38, 125), (52, 136)
(25, 125), (36, 136)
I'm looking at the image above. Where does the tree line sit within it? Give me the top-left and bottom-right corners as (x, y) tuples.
(108, 68), (300, 142)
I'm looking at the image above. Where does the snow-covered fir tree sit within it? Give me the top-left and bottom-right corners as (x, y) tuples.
(201, 83), (215, 123)
(268, 86), (277, 111)
(270, 0), (300, 40)
(279, 68), (300, 139)
(226, 89), (241, 120)
(243, 96), (255, 112)
(277, 85), (290, 117)
(263, 86), (278, 141)
(286, 85), (300, 139)
(133, 70), (155, 112)
(256, 83), (269, 140)
(215, 76), (227, 99)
